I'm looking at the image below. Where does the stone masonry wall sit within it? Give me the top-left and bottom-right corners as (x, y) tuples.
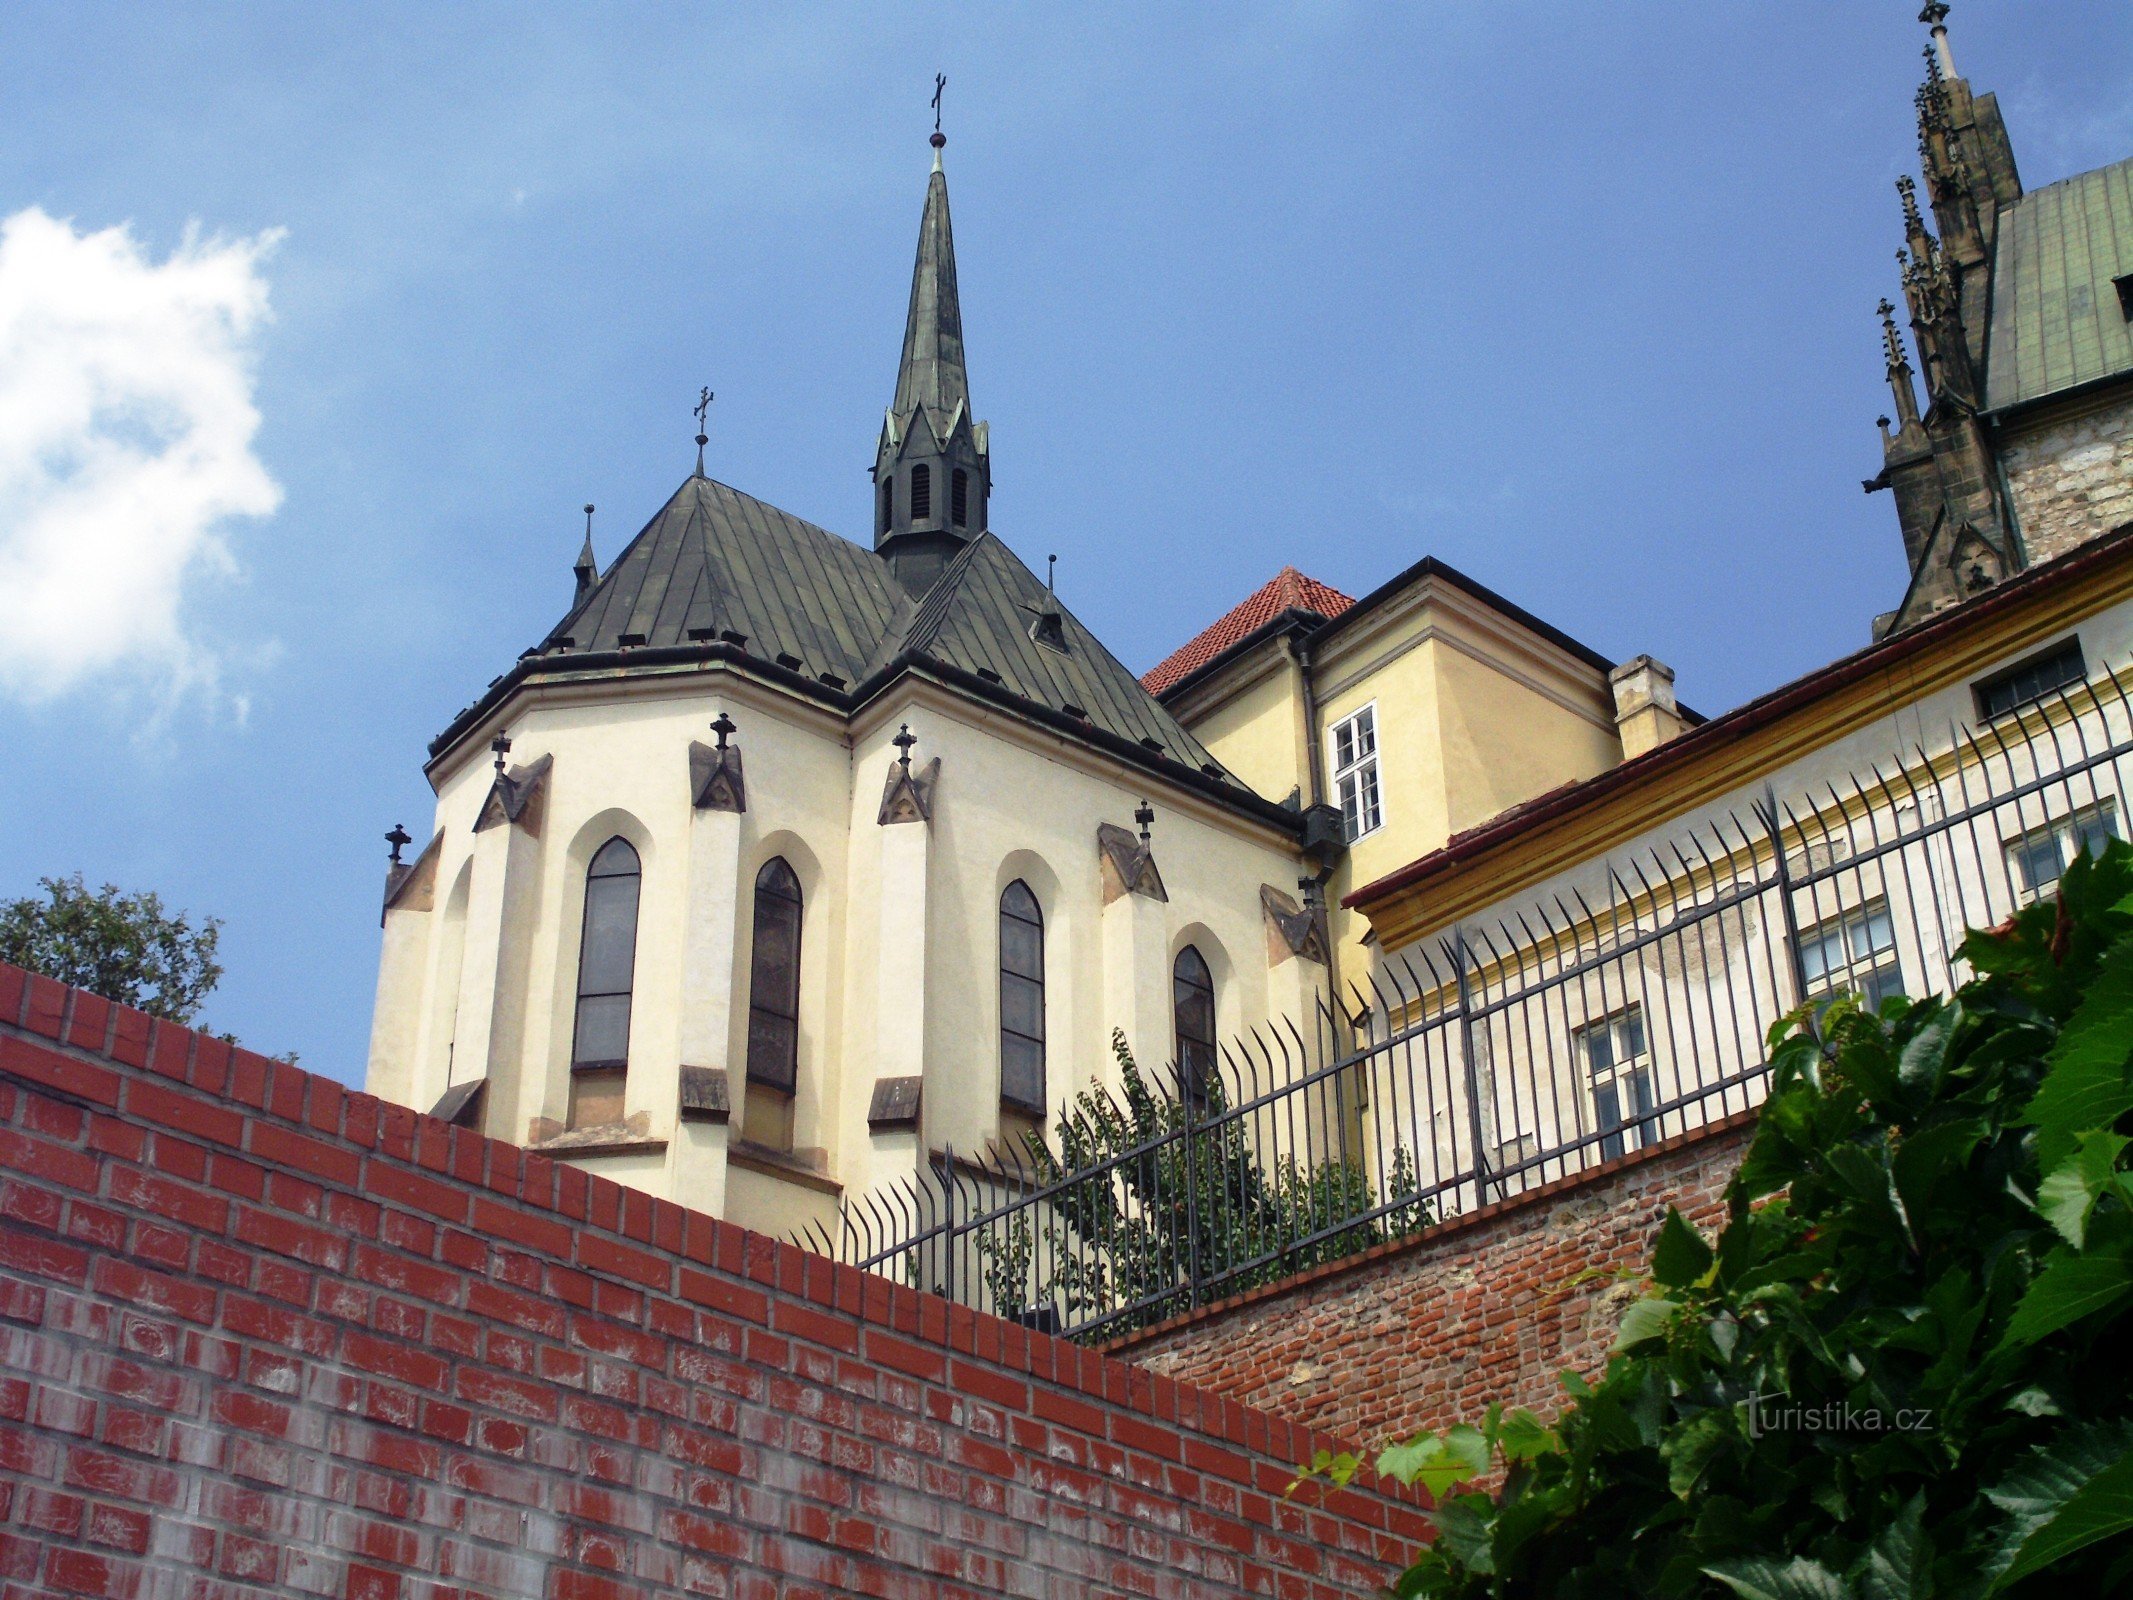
(1111, 1119), (1752, 1452)
(2002, 395), (2133, 566)
(0, 961), (1425, 1600)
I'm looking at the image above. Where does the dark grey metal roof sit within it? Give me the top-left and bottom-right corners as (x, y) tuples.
(869, 531), (1225, 772)
(507, 474), (1230, 783)
(546, 475), (906, 686)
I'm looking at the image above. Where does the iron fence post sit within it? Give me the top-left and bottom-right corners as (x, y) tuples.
(939, 1144), (956, 1309)
(1182, 1058), (1201, 1312)
(1763, 785), (1811, 1012)
(1453, 927), (1492, 1210)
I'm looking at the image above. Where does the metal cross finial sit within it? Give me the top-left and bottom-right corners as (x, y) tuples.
(710, 711), (737, 750)
(694, 388), (713, 476)
(932, 73), (946, 134)
(386, 823), (412, 866)
(1134, 800), (1155, 845)
(491, 731), (512, 775)
(892, 723), (918, 770)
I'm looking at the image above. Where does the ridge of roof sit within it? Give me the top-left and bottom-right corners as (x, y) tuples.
(1141, 567), (1355, 696)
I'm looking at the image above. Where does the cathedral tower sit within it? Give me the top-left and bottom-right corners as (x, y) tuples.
(1867, 4), (2133, 636)
(872, 129), (991, 596)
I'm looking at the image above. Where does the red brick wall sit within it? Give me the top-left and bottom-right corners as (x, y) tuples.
(1110, 1119), (1752, 1450)
(0, 962), (1426, 1600)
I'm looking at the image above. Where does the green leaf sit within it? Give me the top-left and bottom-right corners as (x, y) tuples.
(2002, 1245), (2133, 1348)
(1986, 1419), (2133, 1589)
(1614, 1294), (1678, 1351)
(1855, 1494), (1928, 1600)
(1492, 1408), (1559, 1464)
(2036, 1129), (2130, 1249)
(1652, 1208), (1716, 1288)
(1896, 1002), (1958, 1096)
(1998, 1449), (2133, 1586)
(1375, 1427), (1492, 1497)
(1703, 1555), (1852, 1600)
(2023, 933), (2133, 1170)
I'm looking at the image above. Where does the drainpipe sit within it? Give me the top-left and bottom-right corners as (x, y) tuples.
(1290, 627), (1346, 1014)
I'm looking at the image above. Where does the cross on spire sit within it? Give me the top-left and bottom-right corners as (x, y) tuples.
(693, 387), (713, 476)
(491, 731), (512, 775)
(893, 723), (918, 770)
(1134, 800), (1155, 845)
(710, 711), (736, 750)
(385, 823), (412, 866)
(932, 73), (946, 135)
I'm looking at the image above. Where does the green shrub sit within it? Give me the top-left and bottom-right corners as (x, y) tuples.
(1303, 843), (2133, 1597)
(978, 1030), (1432, 1333)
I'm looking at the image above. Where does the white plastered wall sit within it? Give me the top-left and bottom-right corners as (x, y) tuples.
(366, 665), (1310, 1236)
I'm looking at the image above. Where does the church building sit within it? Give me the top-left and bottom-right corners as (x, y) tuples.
(364, 129), (1368, 1239)
(1866, 3), (2133, 634)
(367, 6), (2133, 1245)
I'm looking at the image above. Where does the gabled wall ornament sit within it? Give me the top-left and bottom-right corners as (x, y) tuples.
(689, 742), (748, 813)
(877, 724), (939, 824)
(1260, 884), (1330, 966)
(474, 754), (554, 835)
(1097, 822), (1167, 904)
(381, 828), (444, 924)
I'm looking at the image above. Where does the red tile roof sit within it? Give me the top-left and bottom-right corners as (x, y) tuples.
(1141, 567), (1356, 696)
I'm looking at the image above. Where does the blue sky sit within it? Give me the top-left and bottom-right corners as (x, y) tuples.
(2, 3), (2128, 1080)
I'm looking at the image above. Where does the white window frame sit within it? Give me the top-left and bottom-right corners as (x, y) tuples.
(1329, 702), (1385, 842)
(2005, 799), (2119, 903)
(1797, 897), (1904, 1011)
(1575, 1005), (1655, 1161)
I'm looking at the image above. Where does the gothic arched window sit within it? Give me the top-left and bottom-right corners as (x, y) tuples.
(745, 858), (804, 1146)
(878, 476), (892, 534)
(998, 881), (1045, 1114)
(951, 468), (969, 528)
(1173, 945), (1216, 1104)
(910, 463), (932, 520)
(569, 837), (641, 1127)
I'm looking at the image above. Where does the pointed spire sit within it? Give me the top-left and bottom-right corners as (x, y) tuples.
(574, 504), (598, 599)
(892, 134), (970, 433)
(872, 85), (990, 590)
(1878, 298), (1921, 432)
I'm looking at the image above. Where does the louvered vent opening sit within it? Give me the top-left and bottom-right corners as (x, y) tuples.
(911, 464), (932, 520)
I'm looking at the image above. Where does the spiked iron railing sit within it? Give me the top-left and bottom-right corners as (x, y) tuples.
(803, 666), (2133, 1342)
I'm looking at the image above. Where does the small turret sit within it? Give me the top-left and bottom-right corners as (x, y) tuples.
(574, 504), (599, 601)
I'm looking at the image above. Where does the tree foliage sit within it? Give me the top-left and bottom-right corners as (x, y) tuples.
(980, 1029), (1431, 1334)
(0, 873), (223, 1024)
(1301, 843), (2133, 1597)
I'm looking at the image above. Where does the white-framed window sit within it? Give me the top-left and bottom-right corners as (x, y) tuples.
(1330, 704), (1384, 841)
(1798, 898), (1904, 1011)
(1575, 1005), (1655, 1162)
(2005, 800), (2119, 902)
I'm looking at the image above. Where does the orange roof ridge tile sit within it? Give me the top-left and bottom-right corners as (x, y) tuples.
(1141, 567), (1355, 696)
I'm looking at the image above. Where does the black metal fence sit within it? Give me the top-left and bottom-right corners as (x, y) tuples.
(801, 668), (2133, 1342)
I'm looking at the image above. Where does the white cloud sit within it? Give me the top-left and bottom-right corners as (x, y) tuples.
(0, 208), (283, 705)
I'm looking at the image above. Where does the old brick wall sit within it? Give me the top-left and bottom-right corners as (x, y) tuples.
(2002, 395), (2133, 566)
(0, 961), (1426, 1600)
(1111, 1119), (1752, 1451)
